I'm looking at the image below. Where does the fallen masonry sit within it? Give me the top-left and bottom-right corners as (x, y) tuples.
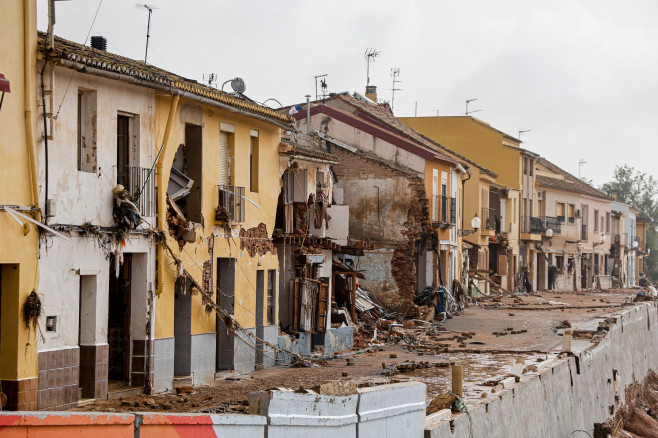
(3, 289), (657, 437)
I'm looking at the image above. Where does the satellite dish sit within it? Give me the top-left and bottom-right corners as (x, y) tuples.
(230, 77), (246, 94)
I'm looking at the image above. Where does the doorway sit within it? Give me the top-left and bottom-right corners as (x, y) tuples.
(108, 254), (132, 384)
(216, 258), (235, 371)
(79, 274), (97, 398)
(173, 277), (192, 378)
(255, 270), (264, 367)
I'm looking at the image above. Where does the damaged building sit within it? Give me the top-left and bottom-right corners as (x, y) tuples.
(2, 28), (295, 412)
(274, 132), (355, 355)
(288, 92), (466, 311)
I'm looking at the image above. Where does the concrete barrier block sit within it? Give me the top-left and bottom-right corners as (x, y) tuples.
(139, 412), (267, 437)
(500, 377), (516, 389)
(425, 409), (452, 429)
(357, 381), (426, 438)
(255, 389), (358, 438)
(0, 411), (135, 437)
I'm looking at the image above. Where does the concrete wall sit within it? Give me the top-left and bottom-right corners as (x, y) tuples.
(427, 302), (658, 438)
(1, 381), (425, 438)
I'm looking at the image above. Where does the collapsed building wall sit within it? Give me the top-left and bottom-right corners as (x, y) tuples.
(332, 147), (433, 308)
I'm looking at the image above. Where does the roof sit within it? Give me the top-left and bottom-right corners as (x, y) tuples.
(401, 115), (521, 143)
(536, 158), (613, 201)
(330, 95), (497, 177)
(280, 132), (339, 163)
(38, 32), (293, 126)
(312, 94), (462, 166)
(292, 104), (458, 163)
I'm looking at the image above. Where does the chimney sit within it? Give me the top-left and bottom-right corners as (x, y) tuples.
(90, 36), (107, 51)
(365, 85), (377, 103)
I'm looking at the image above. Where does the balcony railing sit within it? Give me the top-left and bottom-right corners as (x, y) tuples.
(543, 216), (562, 235)
(216, 185), (245, 223)
(581, 224), (588, 241)
(118, 166), (154, 217)
(482, 207), (496, 230)
(432, 195), (456, 227)
(522, 216), (544, 234)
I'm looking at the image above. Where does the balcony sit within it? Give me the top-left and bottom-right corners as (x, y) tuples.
(117, 166), (154, 217)
(543, 216), (562, 235)
(432, 195), (456, 229)
(522, 216), (544, 234)
(216, 185), (245, 223)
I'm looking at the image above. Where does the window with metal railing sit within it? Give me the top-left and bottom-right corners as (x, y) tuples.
(216, 185), (245, 223)
(544, 216), (561, 234)
(119, 165), (154, 217)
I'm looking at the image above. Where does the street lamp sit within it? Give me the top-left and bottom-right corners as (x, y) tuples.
(594, 234), (607, 247)
(545, 228), (554, 239)
(459, 213), (481, 237)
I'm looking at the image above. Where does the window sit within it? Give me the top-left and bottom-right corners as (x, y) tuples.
(283, 168), (308, 203)
(528, 158), (533, 176)
(557, 202), (566, 223)
(219, 130), (232, 186)
(250, 130), (259, 192)
(568, 204), (575, 223)
(117, 115), (130, 186)
(556, 256), (564, 269)
(523, 158), (528, 175)
(77, 89), (97, 172)
(606, 212), (610, 233)
(594, 210), (599, 232)
(267, 269), (276, 325)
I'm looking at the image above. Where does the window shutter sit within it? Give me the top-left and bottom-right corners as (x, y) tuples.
(450, 198), (456, 224)
(219, 132), (229, 186)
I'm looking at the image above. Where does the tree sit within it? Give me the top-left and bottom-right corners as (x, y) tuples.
(601, 165), (658, 281)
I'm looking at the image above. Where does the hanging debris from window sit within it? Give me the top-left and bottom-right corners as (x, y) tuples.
(22, 290), (42, 331)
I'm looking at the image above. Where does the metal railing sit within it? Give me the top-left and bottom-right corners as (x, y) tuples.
(432, 195), (456, 226)
(544, 216), (562, 234)
(522, 216), (544, 233)
(118, 166), (154, 217)
(482, 207), (495, 230)
(581, 224), (588, 241)
(216, 185), (245, 223)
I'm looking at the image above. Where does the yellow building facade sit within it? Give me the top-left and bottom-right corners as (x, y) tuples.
(0, 0), (40, 410)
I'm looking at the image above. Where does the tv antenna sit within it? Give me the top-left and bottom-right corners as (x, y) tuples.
(518, 129), (531, 142)
(578, 159), (587, 179)
(390, 68), (402, 111)
(465, 98), (481, 115)
(365, 48), (380, 86)
(313, 74), (327, 100)
(135, 4), (160, 63)
(203, 73), (217, 88)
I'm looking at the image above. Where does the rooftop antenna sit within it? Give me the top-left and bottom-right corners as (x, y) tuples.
(313, 74), (327, 100)
(203, 73), (217, 88)
(320, 78), (328, 99)
(518, 129), (531, 142)
(465, 98), (481, 116)
(365, 48), (380, 87)
(135, 4), (159, 63)
(390, 67), (402, 111)
(579, 159), (587, 179)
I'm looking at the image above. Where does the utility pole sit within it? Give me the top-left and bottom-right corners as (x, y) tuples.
(390, 67), (402, 111)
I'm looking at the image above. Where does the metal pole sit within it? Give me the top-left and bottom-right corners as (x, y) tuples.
(305, 95), (311, 135)
(145, 7), (152, 62)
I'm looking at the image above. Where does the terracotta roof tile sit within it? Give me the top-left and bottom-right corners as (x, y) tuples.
(38, 32), (294, 126)
(537, 158), (612, 200)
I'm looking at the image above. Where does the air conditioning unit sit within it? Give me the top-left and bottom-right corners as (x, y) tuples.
(575, 209), (583, 218)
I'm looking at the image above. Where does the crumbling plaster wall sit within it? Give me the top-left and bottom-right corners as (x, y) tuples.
(332, 148), (432, 303)
(429, 303), (658, 438)
(39, 65), (157, 226)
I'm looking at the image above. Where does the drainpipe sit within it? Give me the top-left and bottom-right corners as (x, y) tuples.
(155, 94), (180, 296)
(24, 0), (40, 220)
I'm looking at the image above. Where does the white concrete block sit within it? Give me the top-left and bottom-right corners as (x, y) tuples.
(425, 409), (452, 429)
(357, 381), (426, 438)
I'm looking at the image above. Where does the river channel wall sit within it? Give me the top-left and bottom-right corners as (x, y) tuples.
(427, 301), (658, 437)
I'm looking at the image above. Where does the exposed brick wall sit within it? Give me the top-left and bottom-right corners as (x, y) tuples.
(332, 148), (434, 303)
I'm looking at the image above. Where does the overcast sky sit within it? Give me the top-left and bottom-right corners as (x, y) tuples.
(37, 0), (658, 187)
